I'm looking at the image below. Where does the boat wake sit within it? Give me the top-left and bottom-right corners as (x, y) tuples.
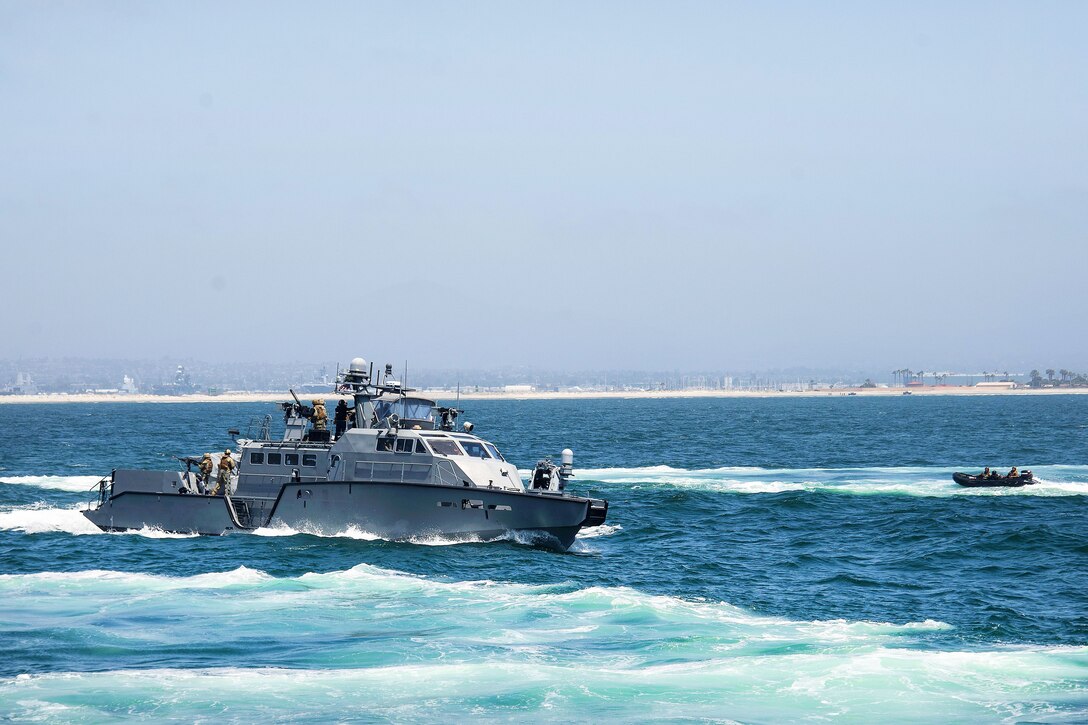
(0, 505), (197, 538)
(0, 506), (608, 547)
(0, 475), (103, 493)
(252, 522), (608, 549)
(578, 465), (1088, 497)
(0, 564), (1084, 722)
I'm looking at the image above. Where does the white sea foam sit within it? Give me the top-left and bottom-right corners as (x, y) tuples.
(251, 522), (382, 540)
(0, 565), (272, 590)
(577, 523), (622, 539)
(0, 505), (579, 547)
(0, 505), (197, 537)
(0, 505), (103, 535)
(0, 562), (946, 641)
(0, 475), (103, 493)
(2, 651), (1085, 723)
(6, 564), (1081, 720)
(578, 465), (1088, 497)
(251, 522), (506, 546)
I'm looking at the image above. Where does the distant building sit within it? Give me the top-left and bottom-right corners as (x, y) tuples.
(503, 385), (534, 394)
(151, 365), (197, 395)
(0, 372), (38, 395)
(975, 381), (1017, 389)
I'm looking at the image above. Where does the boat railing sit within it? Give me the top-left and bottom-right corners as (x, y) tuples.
(88, 471), (113, 509)
(349, 459), (465, 487)
(243, 414), (274, 442)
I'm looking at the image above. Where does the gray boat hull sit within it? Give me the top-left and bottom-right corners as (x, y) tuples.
(83, 479), (603, 550)
(84, 491), (239, 535)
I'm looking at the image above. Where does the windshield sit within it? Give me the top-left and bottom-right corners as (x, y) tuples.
(373, 398), (434, 422)
(460, 441), (490, 458)
(402, 399), (433, 420)
(427, 439), (463, 456)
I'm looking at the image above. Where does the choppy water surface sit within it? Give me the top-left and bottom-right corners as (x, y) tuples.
(1, 395), (1086, 722)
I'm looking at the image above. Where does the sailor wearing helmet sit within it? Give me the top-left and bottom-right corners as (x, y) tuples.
(210, 449), (235, 496)
(311, 399), (328, 432)
(197, 452), (214, 493)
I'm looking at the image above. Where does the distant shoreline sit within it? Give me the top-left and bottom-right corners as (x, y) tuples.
(1, 386), (1086, 405)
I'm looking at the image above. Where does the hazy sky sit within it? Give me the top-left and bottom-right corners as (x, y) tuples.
(2, 2), (1085, 372)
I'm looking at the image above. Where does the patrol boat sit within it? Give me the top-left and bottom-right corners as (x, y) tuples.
(82, 358), (608, 550)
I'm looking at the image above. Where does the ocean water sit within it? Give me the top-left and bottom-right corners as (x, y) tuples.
(1, 395), (1086, 722)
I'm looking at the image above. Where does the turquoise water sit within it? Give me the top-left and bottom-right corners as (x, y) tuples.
(1, 396), (1087, 722)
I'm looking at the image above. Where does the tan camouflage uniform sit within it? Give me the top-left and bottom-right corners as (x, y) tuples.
(212, 450), (235, 495)
(311, 400), (328, 431)
(198, 454), (214, 493)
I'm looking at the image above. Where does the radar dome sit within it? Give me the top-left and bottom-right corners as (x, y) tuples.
(349, 357), (367, 372)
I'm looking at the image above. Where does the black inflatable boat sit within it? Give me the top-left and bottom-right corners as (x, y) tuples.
(953, 472), (1034, 488)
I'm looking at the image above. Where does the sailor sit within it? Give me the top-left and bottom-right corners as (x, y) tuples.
(1007, 466), (1019, 478)
(980, 467), (990, 478)
(311, 399), (328, 430)
(197, 453), (214, 493)
(212, 449), (236, 496)
(334, 399), (349, 438)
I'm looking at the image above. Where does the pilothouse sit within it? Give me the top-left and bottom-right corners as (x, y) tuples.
(83, 356), (607, 550)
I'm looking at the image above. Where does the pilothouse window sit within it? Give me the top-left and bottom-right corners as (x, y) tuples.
(267, 453), (282, 465)
(249, 452), (264, 464)
(460, 441), (489, 458)
(427, 439), (463, 456)
(285, 453), (299, 466)
(484, 444), (503, 461)
(373, 398), (435, 423)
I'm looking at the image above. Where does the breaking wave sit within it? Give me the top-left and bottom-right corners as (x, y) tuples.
(0, 564), (1084, 722)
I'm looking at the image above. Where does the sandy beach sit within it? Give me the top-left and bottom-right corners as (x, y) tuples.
(1, 386), (1085, 405)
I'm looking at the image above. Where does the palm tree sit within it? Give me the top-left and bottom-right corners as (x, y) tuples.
(1047, 369), (1055, 383)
